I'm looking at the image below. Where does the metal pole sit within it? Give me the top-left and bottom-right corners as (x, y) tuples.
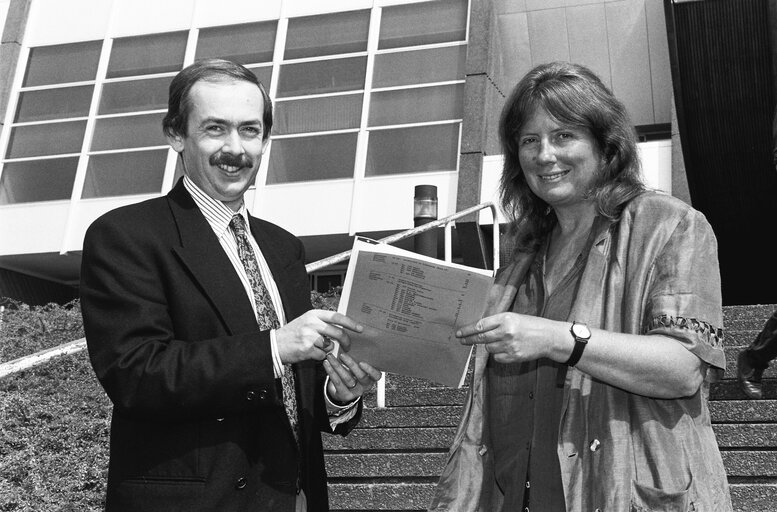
(413, 184), (438, 258)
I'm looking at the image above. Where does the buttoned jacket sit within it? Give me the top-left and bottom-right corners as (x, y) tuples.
(81, 179), (359, 512)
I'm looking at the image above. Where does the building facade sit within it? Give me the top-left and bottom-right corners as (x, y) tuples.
(0, 0), (676, 304)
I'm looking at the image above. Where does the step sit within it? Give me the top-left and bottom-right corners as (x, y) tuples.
(325, 453), (447, 478)
(714, 423), (777, 448)
(325, 424), (777, 455)
(325, 451), (777, 480)
(323, 427), (456, 451)
(324, 482), (777, 512)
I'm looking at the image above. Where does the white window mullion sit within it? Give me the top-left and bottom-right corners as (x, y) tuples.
(59, 35), (113, 254)
(348, 2), (381, 236)
(250, 14), (287, 216)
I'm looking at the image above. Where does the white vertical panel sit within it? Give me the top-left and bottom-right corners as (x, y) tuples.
(528, 8), (570, 66)
(110, 0), (193, 37)
(605, 0), (653, 125)
(284, 0), (372, 18)
(567, 3), (612, 88)
(25, 0), (112, 45)
(254, 181), (354, 236)
(637, 139), (672, 193)
(0, 0), (11, 38)
(645, 0), (671, 124)
(496, 12), (532, 90)
(0, 202), (71, 254)
(527, 0), (565, 10)
(350, 171), (458, 233)
(193, 0), (282, 27)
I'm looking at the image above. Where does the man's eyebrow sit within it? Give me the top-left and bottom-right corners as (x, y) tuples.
(199, 117), (263, 126)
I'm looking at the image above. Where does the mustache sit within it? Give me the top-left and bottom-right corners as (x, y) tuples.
(209, 152), (254, 169)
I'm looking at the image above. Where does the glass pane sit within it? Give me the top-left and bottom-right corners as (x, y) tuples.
(277, 57), (366, 98)
(99, 76), (171, 115)
(6, 121), (87, 158)
(107, 31), (187, 79)
(285, 10), (369, 59)
(81, 150), (167, 198)
(195, 21), (277, 64)
(274, 95), (362, 135)
(373, 46), (466, 88)
(366, 124), (459, 176)
(23, 41), (102, 86)
(15, 85), (94, 122)
(267, 134), (356, 183)
(379, 0), (468, 50)
(0, 158), (78, 204)
(369, 84), (464, 127)
(91, 113), (167, 151)
(248, 66), (273, 91)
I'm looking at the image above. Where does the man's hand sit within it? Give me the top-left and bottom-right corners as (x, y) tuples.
(275, 310), (361, 363)
(324, 352), (382, 404)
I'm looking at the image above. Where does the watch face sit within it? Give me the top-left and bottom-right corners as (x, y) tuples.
(572, 323), (591, 340)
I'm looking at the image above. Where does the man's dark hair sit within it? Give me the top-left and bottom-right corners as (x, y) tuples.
(162, 58), (273, 141)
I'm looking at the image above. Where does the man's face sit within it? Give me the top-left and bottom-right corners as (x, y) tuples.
(167, 79), (269, 211)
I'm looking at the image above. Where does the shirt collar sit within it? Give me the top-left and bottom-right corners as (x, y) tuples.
(183, 176), (249, 237)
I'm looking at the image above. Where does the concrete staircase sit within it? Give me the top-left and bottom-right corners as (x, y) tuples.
(322, 304), (777, 511)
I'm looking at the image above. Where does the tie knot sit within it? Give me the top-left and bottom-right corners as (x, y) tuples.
(230, 214), (247, 236)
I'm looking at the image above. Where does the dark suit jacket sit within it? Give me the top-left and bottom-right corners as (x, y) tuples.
(80, 179), (359, 512)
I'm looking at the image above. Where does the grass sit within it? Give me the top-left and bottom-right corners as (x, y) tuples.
(0, 301), (109, 511)
(0, 290), (341, 511)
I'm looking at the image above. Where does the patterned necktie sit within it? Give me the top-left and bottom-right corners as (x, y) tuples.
(230, 214), (299, 444)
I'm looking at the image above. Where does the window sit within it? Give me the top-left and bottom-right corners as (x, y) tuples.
(366, 124), (459, 176)
(379, 0), (468, 49)
(285, 10), (369, 59)
(267, 133), (357, 184)
(195, 21), (277, 65)
(81, 150), (167, 198)
(0, 1), (469, 204)
(106, 32), (187, 79)
(22, 40), (101, 87)
(0, 158), (79, 204)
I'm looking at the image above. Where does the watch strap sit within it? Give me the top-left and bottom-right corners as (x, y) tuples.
(565, 321), (590, 367)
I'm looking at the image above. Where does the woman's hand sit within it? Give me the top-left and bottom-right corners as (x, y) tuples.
(456, 312), (560, 364)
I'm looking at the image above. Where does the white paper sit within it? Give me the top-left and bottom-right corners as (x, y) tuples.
(337, 238), (495, 388)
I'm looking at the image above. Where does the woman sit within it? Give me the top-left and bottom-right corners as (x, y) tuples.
(430, 62), (732, 511)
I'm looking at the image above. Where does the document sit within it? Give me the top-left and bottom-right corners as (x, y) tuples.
(337, 238), (495, 388)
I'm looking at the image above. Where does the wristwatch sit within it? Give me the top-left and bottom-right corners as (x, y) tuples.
(565, 321), (591, 367)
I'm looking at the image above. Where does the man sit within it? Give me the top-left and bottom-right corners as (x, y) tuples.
(80, 58), (381, 511)
(736, 106), (777, 400)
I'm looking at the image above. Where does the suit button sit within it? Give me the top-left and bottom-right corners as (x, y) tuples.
(246, 390), (257, 401)
(258, 389), (268, 400)
(235, 477), (247, 489)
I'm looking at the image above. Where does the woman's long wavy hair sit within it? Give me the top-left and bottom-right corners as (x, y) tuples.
(499, 61), (645, 252)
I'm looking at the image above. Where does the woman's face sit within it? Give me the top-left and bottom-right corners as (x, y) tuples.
(516, 107), (603, 210)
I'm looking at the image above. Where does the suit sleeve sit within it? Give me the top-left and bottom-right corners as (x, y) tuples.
(80, 212), (280, 422)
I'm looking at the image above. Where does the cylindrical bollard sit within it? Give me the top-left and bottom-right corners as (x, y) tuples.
(413, 185), (438, 258)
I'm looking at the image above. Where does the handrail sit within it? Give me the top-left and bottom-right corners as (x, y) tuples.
(306, 201), (500, 408)
(0, 202), (500, 380)
(306, 201), (500, 273)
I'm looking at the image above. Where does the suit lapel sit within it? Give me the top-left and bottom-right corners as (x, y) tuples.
(166, 181), (259, 336)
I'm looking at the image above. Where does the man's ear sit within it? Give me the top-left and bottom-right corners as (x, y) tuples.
(167, 131), (185, 153)
(261, 137), (270, 155)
